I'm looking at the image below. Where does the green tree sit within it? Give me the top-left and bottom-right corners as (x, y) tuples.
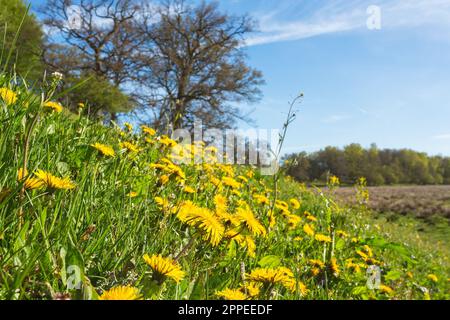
(343, 144), (365, 182)
(284, 152), (311, 182)
(442, 158), (450, 184)
(63, 73), (135, 121)
(0, 0), (43, 80)
(41, 0), (149, 121)
(283, 144), (450, 186)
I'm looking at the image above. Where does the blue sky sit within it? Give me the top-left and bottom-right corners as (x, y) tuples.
(29, 0), (450, 156)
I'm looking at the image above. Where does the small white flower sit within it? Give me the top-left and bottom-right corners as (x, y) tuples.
(52, 72), (64, 80)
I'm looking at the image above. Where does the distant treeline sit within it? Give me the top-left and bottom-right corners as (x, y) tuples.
(283, 144), (450, 186)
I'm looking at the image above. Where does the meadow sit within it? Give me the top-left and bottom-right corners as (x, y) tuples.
(0, 73), (449, 300)
(333, 185), (450, 220)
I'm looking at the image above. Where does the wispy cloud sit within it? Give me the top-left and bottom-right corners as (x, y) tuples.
(245, 0), (450, 46)
(322, 114), (351, 124)
(433, 133), (450, 140)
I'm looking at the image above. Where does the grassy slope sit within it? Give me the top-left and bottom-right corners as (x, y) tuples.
(0, 76), (448, 300)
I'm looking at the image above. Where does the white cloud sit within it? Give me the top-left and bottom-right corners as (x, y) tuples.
(244, 0), (450, 46)
(322, 114), (351, 123)
(433, 133), (450, 140)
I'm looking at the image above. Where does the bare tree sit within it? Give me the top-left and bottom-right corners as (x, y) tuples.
(41, 0), (152, 118)
(138, 1), (264, 131)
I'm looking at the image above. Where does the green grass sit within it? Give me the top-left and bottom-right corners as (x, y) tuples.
(0, 72), (448, 300)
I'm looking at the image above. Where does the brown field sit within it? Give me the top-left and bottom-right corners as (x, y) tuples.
(331, 185), (450, 220)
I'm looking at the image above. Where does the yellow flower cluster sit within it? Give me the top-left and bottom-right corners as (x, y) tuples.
(17, 168), (75, 191)
(246, 267), (307, 295)
(178, 201), (224, 246)
(35, 170), (76, 190)
(99, 286), (142, 300)
(44, 101), (63, 113)
(91, 143), (115, 157)
(143, 254), (185, 283)
(0, 87), (17, 105)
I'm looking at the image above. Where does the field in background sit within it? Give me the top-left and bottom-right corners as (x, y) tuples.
(328, 185), (450, 268)
(333, 185), (450, 220)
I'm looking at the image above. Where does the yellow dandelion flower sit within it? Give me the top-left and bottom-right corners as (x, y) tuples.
(309, 259), (325, 269)
(379, 285), (393, 295)
(237, 175), (248, 183)
(43, 101), (63, 113)
(328, 175), (340, 186)
(222, 176), (241, 189)
(216, 288), (247, 300)
(225, 229), (244, 244)
(247, 267), (294, 287)
(235, 207), (266, 237)
(220, 164), (235, 177)
(141, 125), (156, 136)
(306, 214), (317, 222)
(143, 254), (185, 283)
(329, 257), (340, 276)
(120, 141), (140, 153)
(315, 234), (332, 243)
(289, 198), (301, 210)
(245, 236), (256, 258)
(311, 267), (321, 277)
(183, 186), (195, 194)
(268, 210), (276, 229)
(17, 168), (44, 190)
(159, 174), (170, 185)
(298, 281), (308, 296)
(0, 87), (18, 105)
(34, 170), (76, 190)
(217, 210), (238, 225)
(345, 259), (363, 273)
(128, 191), (138, 198)
(99, 286), (142, 300)
(210, 176), (222, 188)
(243, 283), (260, 297)
(169, 164), (185, 180)
(363, 245), (373, 257)
(177, 201), (197, 221)
(158, 135), (177, 147)
(232, 189), (241, 197)
(91, 143), (115, 157)
(124, 122), (133, 132)
(254, 194), (270, 205)
(336, 230), (349, 238)
(150, 163), (165, 170)
(214, 194), (228, 212)
(281, 277), (297, 292)
(275, 200), (289, 214)
(356, 250), (369, 261)
(303, 223), (315, 236)
(247, 268), (284, 284)
(427, 274), (438, 283)
(286, 214), (302, 229)
(24, 178), (45, 190)
(177, 205), (224, 246)
(155, 196), (170, 209)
